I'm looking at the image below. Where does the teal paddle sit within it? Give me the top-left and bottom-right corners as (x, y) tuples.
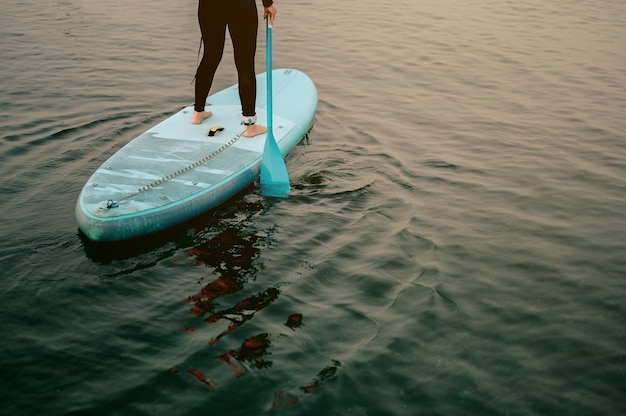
(260, 18), (290, 197)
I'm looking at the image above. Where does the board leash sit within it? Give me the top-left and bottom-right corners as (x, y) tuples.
(106, 129), (246, 209)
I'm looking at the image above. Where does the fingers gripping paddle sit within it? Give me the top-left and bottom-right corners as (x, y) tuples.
(260, 18), (290, 197)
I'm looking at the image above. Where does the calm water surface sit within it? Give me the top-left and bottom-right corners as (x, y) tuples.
(1, 0), (625, 415)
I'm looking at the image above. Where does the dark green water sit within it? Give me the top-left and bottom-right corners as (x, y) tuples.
(1, 0), (625, 415)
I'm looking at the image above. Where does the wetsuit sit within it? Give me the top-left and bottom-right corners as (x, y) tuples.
(195, 0), (274, 120)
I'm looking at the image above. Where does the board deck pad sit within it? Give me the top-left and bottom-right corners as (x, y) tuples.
(82, 106), (294, 217)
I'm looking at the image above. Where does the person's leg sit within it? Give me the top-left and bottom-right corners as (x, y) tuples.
(193, 1), (228, 124)
(228, 1), (267, 137)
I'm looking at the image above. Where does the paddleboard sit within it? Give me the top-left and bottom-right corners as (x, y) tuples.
(76, 68), (317, 242)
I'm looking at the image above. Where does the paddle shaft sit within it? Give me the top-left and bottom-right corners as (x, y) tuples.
(266, 20), (273, 137)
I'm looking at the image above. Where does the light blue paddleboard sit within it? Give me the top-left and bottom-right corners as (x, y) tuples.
(76, 69), (317, 242)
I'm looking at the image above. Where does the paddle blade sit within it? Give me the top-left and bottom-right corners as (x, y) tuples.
(260, 132), (290, 197)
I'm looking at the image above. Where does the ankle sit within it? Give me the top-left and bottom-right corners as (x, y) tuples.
(242, 115), (257, 126)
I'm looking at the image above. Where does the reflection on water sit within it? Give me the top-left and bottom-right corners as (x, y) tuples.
(96, 191), (339, 407)
(202, 287), (280, 346)
(217, 333), (273, 378)
(272, 360), (343, 410)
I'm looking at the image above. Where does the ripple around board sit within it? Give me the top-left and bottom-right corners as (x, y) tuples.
(423, 158), (459, 170)
(409, 178), (461, 207)
(462, 211), (520, 235)
(460, 209), (547, 257)
(1, 109), (153, 164)
(289, 151), (377, 197)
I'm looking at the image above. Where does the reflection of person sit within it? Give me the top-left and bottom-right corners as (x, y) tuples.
(218, 333), (272, 378)
(205, 287), (280, 345)
(192, 0), (278, 139)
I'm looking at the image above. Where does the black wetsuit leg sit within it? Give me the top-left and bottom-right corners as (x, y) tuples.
(228, 1), (259, 118)
(195, 0), (259, 117)
(195, 0), (227, 112)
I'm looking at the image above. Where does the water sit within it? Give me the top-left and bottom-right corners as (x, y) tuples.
(1, 0), (625, 414)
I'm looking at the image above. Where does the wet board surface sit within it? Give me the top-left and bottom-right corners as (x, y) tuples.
(76, 69), (317, 242)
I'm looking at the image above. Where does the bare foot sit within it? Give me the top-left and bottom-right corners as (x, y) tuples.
(243, 124), (267, 138)
(191, 110), (212, 124)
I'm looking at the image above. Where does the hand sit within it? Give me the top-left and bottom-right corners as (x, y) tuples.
(264, 5), (277, 25)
